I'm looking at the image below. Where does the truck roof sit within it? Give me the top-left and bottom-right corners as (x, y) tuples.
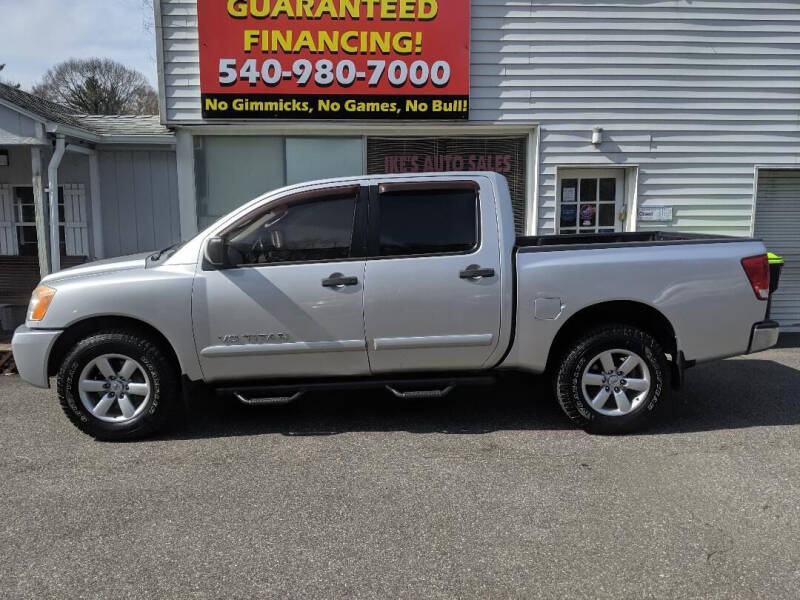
(254, 171), (508, 200)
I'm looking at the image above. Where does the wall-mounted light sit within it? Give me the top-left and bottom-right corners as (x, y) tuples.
(591, 127), (604, 146)
(0, 149), (9, 167)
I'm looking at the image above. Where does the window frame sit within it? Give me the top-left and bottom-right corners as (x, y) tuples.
(12, 185), (69, 257)
(366, 181), (482, 260)
(211, 184), (369, 270)
(555, 168), (626, 235)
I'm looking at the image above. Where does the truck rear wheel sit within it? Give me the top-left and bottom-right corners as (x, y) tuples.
(555, 324), (667, 434)
(57, 331), (179, 441)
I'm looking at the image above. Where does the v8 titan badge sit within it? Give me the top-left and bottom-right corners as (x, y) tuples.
(197, 0), (470, 120)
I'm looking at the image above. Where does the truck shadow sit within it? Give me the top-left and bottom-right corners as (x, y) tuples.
(648, 357), (800, 435)
(159, 357), (800, 440)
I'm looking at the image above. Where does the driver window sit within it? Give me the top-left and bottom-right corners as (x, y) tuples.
(226, 190), (358, 265)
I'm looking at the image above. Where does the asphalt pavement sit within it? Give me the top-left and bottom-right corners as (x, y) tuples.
(1, 340), (799, 599)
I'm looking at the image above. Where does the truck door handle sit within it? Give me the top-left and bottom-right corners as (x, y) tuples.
(322, 273), (359, 288)
(459, 265), (496, 279)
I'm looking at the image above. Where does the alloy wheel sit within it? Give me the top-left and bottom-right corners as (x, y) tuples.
(580, 348), (651, 416)
(77, 354), (152, 423)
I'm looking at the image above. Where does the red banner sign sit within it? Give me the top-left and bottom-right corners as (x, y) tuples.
(197, 0), (470, 119)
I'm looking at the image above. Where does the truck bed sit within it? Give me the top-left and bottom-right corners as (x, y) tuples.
(516, 231), (750, 252)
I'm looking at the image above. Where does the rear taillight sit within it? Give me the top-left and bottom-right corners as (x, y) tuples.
(741, 254), (770, 300)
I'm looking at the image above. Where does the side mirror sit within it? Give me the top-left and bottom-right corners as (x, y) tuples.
(204, 236), (228, 268)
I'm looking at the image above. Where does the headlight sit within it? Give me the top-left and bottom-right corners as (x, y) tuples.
(28, 285), (56, 321)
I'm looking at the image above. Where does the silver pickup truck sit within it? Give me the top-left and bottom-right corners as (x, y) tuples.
(12, 172), (778, 439)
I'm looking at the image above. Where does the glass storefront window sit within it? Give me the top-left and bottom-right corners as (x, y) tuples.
(285, 138), (363, 185)
(194, 136), (363, 229)
(194, 136), (285, 229)
(193, 134), (529, 233)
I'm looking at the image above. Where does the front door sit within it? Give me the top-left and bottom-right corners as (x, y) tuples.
(192, 184), (370, 382)
(363, 179), (502, 373)
(557, 169), (625, 234)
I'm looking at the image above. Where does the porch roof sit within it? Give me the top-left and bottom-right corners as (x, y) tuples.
(0, 83), (174, 145)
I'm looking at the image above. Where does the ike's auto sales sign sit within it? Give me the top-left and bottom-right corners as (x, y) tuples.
(197, 0), (470, 119)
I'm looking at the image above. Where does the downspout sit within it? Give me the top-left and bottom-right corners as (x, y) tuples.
(47, 135), (66, 272)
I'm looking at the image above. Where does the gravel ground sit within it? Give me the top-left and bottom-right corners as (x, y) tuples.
(1, 339), (799, 599)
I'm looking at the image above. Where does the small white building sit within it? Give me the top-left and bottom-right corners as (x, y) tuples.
(0, 84), (179, 329)
(153, 0), (800, 330)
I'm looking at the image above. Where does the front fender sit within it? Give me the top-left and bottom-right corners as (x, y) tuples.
(29, 264), (202, 381)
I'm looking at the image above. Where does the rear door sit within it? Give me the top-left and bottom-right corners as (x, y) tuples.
(363, 177), (502, 373)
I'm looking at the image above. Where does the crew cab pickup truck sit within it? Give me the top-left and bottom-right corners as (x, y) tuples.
(12, 172), (779, 439)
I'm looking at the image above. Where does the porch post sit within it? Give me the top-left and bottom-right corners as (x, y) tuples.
(88, 151), (104, 258)
(30, 146), (51, 277)
(175, 129), (198, 240)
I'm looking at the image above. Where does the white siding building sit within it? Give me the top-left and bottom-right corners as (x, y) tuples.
(154, 0), (800, 328)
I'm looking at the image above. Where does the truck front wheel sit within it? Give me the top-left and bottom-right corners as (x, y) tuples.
(555, 325), (668, 434)
(57, 331), (180, 441)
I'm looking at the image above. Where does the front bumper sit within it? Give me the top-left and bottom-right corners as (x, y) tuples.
(11, 326), (62, 388)
(747, 320), (780, 354)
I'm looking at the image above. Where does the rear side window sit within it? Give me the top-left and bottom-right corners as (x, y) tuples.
(376, 188), (478, 257)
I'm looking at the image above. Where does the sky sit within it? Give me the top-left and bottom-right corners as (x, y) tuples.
(0, 0), (158, 90)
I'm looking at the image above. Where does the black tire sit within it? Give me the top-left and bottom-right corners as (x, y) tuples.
(554, 324), (668, 434)
(57, 331), (180, 441)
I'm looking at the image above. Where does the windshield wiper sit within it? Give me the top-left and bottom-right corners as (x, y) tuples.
(149, 241), (184, 261)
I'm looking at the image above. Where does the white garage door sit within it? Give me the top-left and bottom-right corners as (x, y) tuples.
(754, 170), (800, 329)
